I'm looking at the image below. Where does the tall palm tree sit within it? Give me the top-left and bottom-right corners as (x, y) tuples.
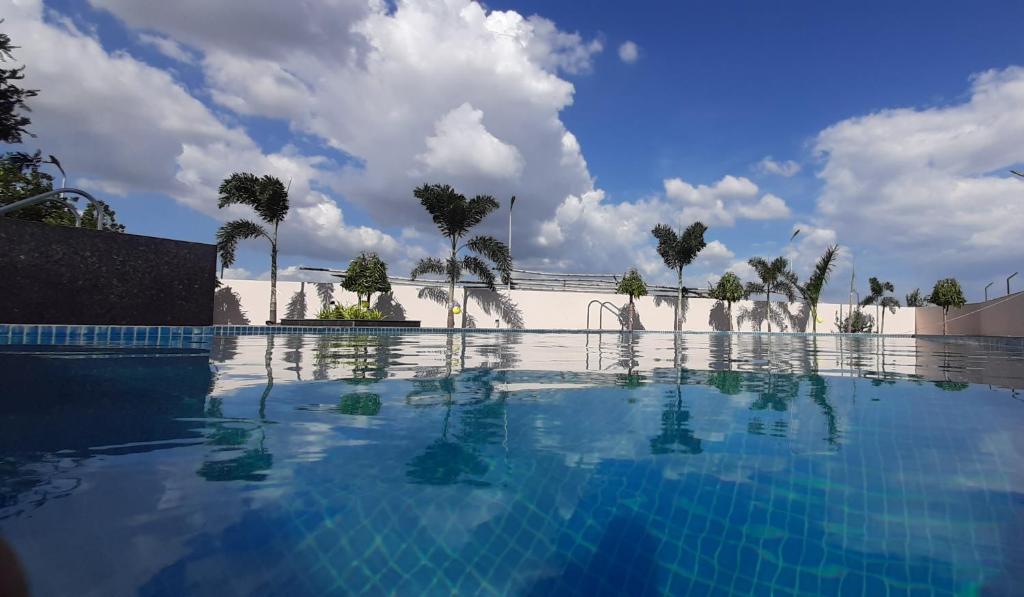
(745, 256), (799, 333)
(651, 222), (708, 331)
(410, 184), (511, 328)
(215, 173), (289, 323)
(860, 277), (896, 334)
(798, 245), (839, 334)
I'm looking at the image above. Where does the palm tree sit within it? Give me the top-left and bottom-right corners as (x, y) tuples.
(905, 288), (927, 307)
(798, 245), (839, 334)
(215, 173), (290, 323)
(651, 222), (708, 331)
(744, 256), (799, 333)
(409, 184), (511, 328)
(860, 277), (896, 334)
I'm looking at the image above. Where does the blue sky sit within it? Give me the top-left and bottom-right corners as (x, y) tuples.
(6, 0), (1024, 301)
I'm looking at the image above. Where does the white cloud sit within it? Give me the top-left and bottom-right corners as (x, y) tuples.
(757, 156), (801, 177)
(137, 33), (195, 64)
(86, 0), (603, 266)
(697, 240), (735, 267)
(814, 66), (1024, 290)
(735, 193), (792, 220)
(8, 0), (398, 265)
(618, 41), (639, 64)
(661, 175), (790, 226)
(414, 103), (525, 180)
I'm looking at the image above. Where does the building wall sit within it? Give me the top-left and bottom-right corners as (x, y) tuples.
(217, 278), (918, 334)
(0, 218), (216, 326)
(916, 292), (1024, 337)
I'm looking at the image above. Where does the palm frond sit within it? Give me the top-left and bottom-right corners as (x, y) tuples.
(410, 257), (448, 280)
(462, 256), (497, 291)
(218, 173), (289, 224)
(651, 222), (707, 270)
(748, 257), (771, 280)
(651, 224), (681, 269)
(880, 296), (900, 313)
(414, 184), (471, 239)
(466, 235), (511, 285)
(744, 282), (766, 298)
(465, 195), (500, 229)
(215, 219), (269, 269)
(801, 244), (839, 302)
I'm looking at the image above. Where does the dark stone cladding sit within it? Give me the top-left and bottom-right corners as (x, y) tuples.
(0, 218), (216, 325)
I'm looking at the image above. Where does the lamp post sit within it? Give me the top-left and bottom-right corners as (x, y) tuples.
(984, 282), (993, 302)
(508, 195), (516, 293)
(1009, 272), (1019, 296)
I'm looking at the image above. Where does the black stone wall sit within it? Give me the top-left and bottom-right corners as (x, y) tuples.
(0, 218), (216, 325)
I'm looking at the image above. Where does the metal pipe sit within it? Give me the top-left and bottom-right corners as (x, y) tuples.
(984, 282), (994, 301)
(0, 187), (105, 230)
(1009, 272), (1019, 296)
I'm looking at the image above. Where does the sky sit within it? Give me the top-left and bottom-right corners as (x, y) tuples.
(3, 0), (1024, 302)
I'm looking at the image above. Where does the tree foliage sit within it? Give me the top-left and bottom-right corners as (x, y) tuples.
(905, 288), (927, 307)
(709, 272), (745, 308)
(0, 152), (124, 231)
(0, 25), (37, 144)
(928, 278), (966, 312)
(409, 183), (511, 328)
(616, 268), (648, 299)
(342, 252), (392, 305)
(929, 278), (966, 335)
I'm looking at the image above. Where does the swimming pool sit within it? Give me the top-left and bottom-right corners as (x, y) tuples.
(1, 332), (1022, 595)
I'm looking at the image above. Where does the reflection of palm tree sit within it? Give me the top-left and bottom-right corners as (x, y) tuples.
(406, 406), (489, 486)
(749, 372), (800, 412)
(650, 385), (703, 455)
(806, 375), (840, 447)
(259, 334), (274, 419)
(405, 368), (503, 486)
(197, 428), (273, 482)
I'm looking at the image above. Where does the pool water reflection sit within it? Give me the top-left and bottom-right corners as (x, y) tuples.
(1, 333), (1022, 596)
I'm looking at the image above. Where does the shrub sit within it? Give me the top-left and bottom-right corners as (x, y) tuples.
(316, 302), (384, 320)
(835, 310), (874, 333)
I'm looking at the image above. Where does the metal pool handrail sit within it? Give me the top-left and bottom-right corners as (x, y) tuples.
(0, 187), (107, 230)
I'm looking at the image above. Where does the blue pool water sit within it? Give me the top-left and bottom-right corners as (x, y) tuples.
(1, 332), (1023, 596)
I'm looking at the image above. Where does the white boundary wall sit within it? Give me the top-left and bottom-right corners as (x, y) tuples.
(216, 279), (917, 334)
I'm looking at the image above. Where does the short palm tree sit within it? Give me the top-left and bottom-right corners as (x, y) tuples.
(745, 256), (799, 333)
(651, 222), (708, 331)
(215, 173), (289, 323)
(860, 277), (897, 334)
(929, 278), (966, 335)
(410, 184), (511, 328)
(342, 252), (391, 306)
(616, 268), (648, 333)
(798, 245), (839, 333)
(708, 272), (745, 328)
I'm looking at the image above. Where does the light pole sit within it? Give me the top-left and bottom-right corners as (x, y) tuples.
(1009, 272), (1019, 296)
(984, 282), (993, 302)
(507, 195), (516, 293)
